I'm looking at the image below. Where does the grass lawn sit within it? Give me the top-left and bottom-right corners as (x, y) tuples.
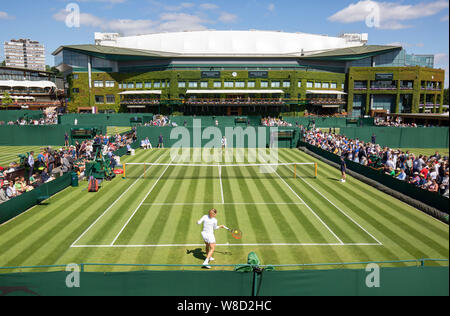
(106, 126), (132, 136)
(398, 148), (449, 157)
(0, 148), (447, 272)
(0, 146), (49, 167)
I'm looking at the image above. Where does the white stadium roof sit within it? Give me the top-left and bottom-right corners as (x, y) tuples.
(94, 30), (368, 57)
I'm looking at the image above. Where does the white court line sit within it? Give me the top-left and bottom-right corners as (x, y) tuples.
(109, 157), (175, 246)
(70, 152), (167, 247)
(280, 158), (383, 245)
(256, 157), (344, 245)
(71, 243), (382, 248)
(219, 166), (224, 204)
(140, 202), (305, 206)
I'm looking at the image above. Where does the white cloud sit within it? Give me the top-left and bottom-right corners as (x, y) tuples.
(219, 12), (238, 23)
(329, 0), (449, 30)
(53, 9), (211, 35)
(434, 53), (449, 88)
(164, 2), (195, 11)
(268, 3), (275, 12)
(0, 11), (14, 20)
(441, 14), (449, 22)
(199, 3), (219, 10)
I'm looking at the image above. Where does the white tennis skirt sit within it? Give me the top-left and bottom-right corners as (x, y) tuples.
(201, 232), (216, 244)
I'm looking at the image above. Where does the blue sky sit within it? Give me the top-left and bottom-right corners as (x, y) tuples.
(0, 0), (448, 84)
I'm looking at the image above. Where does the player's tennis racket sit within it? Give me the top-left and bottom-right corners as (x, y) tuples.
(223, 226), (242, 240)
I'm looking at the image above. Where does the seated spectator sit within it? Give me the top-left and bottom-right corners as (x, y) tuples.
(40, 169), (51, 184)
(428, 179), (439, 193)
(396, 169), (407, 181)
(0, 182), (9, 204)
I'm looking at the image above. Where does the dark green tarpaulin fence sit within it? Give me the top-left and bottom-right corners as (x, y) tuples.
(0, 173), (72, 224)
(59, 114), (153, 127)
(0, 266), (447, 296)
(0, 110), (44, 122)
(136, 126), (302, 149)
(340, 127), (449, 149)
(0, 125), (107, 146)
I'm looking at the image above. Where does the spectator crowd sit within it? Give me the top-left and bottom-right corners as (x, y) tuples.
(0, 130), (136, 205)
(261, 117), (293, 127)
(303, 128), (449, 198)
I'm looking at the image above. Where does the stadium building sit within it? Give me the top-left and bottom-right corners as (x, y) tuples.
(52, 30), (445, 116)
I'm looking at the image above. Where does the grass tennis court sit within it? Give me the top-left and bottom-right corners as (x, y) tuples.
(0, 146), (48, 167)
(0, 148), (448, 272)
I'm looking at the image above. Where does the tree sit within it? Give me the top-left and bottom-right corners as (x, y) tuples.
(1, 92), (13, 108)
(0, 60), (5, 67)
(46, 65), (61, 76)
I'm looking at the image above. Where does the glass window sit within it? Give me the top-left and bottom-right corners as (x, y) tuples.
(94, 80), (104, 88)
(188, 81), (198, 88)
(235, 81), (245, 88)
(73, 74), (79, 80)
(200, 82), (208, 88)
(248, 81), (255, 88)
(145, 82), (152, 88)
(95, 95), (104, 104)
(162, 82), (166, 88)
(154, 82), (161, 88)
(178, 81), (186, 88)
(105, 81), (115, 88)
(306, 81), (313, 88)
(136, 82), (143, 89)
(298, 81), (302, 88)
(213, 81), (222, 88)
(127, 83), (134, 89)
(283, 81), (291, 88)
(314, 82), (321, 88)
(106, 95), (115, 104)
(261, 81), (269, 88)
(73, 88), (79, 93)
(224, 81), (234, 88)
(271, 81), (280, 88)
(330, 82), (337, 89)
(322, 82), (329, 89)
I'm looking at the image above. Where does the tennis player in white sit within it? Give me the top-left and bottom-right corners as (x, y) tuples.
(197, 209), (224, 268)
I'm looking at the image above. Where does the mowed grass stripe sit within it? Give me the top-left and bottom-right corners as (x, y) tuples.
(75, 150), (168, 245)
(286, 148), (449, 246)
(0, 150), (163, 268)
(285, 149), (448, 261)
(277, 152), (377, 244)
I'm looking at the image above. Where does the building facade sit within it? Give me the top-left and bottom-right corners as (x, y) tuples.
(4, 39), (46, 72)
(0, 66), (65, 110)
(52, 31), (445, 116)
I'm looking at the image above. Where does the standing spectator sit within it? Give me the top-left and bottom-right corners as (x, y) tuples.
(28, 151), (35, 182)
(371, 133), (376, 144)
(340, 156), (347, 183)
(64, 132), (69, 147)
(158, 134), (164, 149)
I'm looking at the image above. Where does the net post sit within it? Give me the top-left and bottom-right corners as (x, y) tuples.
(315, 163), (318, 178)
(123, 163), (126, 179)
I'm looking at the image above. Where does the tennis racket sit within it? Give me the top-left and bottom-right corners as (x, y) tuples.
(223, 226), (243, 240)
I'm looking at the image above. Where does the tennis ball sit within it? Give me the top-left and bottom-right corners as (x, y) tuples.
(234, 230), (239, 234)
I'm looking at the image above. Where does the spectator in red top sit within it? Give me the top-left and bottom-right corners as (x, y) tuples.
(420, 166), (429, 179)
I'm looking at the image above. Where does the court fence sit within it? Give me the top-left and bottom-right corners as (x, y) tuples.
(0, 259), (447, 296)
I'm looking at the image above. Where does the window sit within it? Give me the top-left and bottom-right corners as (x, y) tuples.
(162, 82), (166, 88)
(224, 81), (234, 88)
(298, 81), (302, 88)
(261, 81), (269, 88)
(73, 88), (79, 93)
(136, 82), (143, 89)
(127, 83), (134, 89)
(271, 81), (281, 88)
(314, 82), (321, 88)
(73, 74), (79, 80)
(235, 81), (245, 88)
(330, 82), (337, 89)
(178, 81), (186, 88)
(188, 81), (198, 88)
(200, 81), (208, 88)
(214, 81), (222, 88)
(306, 81), (313, 88)
(283, 81), (291, 88)
(248, 81), (255, 88)
(105, 81), (115, 88)
(94, 80), (104, 88)
(154, 82), (161, 88)
(322, 82), (329, 89)
(95, 95), (104, 104)
(106, 95), (115, 104)
(145, 82), (152, 88)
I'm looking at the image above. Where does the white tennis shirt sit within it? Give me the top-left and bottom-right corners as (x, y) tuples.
(197, 215), (219, 234)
